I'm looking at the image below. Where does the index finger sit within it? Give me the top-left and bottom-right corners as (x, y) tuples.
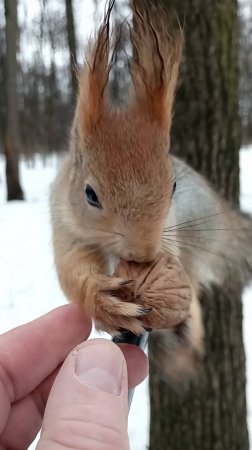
(0, 304), (91, 405)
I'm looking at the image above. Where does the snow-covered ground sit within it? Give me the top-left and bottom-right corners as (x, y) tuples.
(0, 147), (252, 449)
(240, 147), (252, 445)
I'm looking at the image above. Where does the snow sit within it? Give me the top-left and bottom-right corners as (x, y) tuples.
(240, 146), (252, 442)
(0, 146), (252, 449)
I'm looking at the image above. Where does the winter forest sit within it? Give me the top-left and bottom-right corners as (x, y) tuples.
(1, 0), (252, 449)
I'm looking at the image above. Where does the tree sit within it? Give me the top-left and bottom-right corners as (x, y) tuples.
(149, 1), (249, 449)
(4, 0), (24, 200)
(4, 0), (24, 201)
(239, 2), (252, 144)
(18, 4), (70, 156)
(65, 0), (78, 107)
(0, 20), (6, 147)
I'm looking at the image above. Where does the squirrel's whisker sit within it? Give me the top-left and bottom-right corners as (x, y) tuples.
(162, 237), (236, 264)
(162, 240), (213, 271)
(163, 233), (219, 242)
(163, 210), (230, 231)
(163, 228), (234, 233)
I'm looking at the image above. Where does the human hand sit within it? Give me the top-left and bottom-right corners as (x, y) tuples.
(36, 338), (148, 450)
(0, 304), (91, 449)
(0, 304), (148, 450)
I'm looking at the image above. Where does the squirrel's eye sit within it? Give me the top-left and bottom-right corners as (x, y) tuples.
(172, 181), (177, 195)
(85, 184), (102, 209)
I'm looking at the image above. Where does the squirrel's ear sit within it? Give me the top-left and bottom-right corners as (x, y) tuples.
(130, 0), (183, 132)
(77, 0), (115, 133)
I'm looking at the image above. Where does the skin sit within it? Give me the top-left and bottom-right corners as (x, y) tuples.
(0, 304), (148, 450)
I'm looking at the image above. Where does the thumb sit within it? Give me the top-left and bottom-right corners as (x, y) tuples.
(36, 339), (131, 450)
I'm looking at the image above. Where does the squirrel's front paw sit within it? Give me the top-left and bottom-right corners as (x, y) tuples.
(114, 255), (192, 330)
(92, 275), (151, 334)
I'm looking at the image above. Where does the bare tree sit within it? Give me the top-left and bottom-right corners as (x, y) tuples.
(239, 2), (252, 144)
(4, 0), (24, 200)
(0, 17), (6, 147)
(65, 0), (78, 106)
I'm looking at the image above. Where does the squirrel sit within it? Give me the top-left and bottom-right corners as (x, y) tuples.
(50, 0), (252, 380)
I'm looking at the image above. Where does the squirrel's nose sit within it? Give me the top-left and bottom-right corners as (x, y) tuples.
(121, 247), (159, 263)
(128, 253), (152, 263)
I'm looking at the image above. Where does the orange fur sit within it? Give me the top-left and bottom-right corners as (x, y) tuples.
(130, 0), (183, 129)
(78, 0), (115, 132)
(77, 0), (182, 135)
(50, 0), (252, 382)
(50, 0), (205, 371)
(51, 0), (183, 335)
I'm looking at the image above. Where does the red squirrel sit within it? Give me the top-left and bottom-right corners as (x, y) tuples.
(50, 0), (252, 379)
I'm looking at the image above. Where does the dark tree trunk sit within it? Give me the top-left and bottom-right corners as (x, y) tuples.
(149, 1), (249, 449)
(65, 0), (78, 107)
(4, 0), (24, 201)
(0, 27), (5, 145)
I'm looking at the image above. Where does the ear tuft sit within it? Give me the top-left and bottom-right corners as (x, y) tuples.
(77, 0), (116, 133)
(130, 0), (183, 130)
(75, 0), (183, 138)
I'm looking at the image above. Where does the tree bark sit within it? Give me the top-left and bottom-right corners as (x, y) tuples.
(4, 0), (24, 201)
(65, 0), (78, 107)
(149, 1), (249, 449)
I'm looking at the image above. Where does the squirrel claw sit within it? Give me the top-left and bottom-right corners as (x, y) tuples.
(99, 277), (133, 292)
(119, 279), (134, 286)
(138, 306), (152, 316)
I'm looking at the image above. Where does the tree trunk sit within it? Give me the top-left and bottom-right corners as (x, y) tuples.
(4, 0), (24, 201)
(149, 1), (249, 449)
(65, 0), (78, 107)
(0, 27), (5, 145)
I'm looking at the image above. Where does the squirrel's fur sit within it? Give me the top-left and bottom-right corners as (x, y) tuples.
(50, 0), (252, 381)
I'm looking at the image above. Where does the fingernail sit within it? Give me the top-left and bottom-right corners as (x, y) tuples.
(75, 343), (124, 395)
